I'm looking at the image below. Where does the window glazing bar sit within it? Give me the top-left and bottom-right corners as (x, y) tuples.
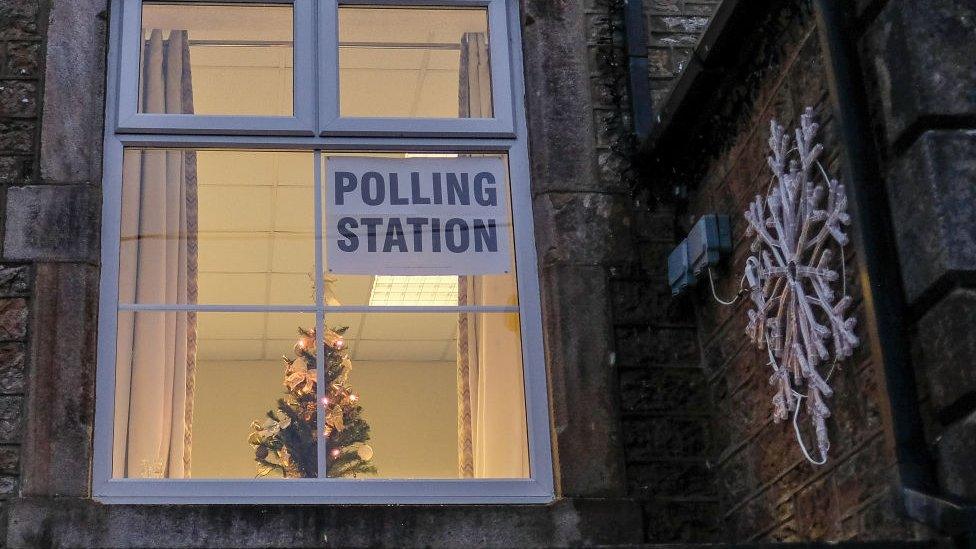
(117, 304), (519, 313)
(314, 150), (329, 478)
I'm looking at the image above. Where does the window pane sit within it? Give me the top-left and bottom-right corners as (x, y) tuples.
(338, 7), (493, 118)
(322, 312), (528, 479)
(119, 149), (315, 306)
(321, 153), (518, 306)
(139, 2), (293, 116)
(113, 311), (318, 479)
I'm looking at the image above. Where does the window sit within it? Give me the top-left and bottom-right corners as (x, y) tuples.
(95, 0), (552, 504)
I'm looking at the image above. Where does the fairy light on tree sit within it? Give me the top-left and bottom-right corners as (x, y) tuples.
(248, 325), (377, 478)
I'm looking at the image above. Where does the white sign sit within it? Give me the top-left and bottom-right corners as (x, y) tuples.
(325, 157), (512, 275)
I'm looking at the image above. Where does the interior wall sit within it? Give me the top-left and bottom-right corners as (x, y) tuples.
(190, 358), (459, 479)
(191, 360), (285, 478)
(349, 361), (458, 478)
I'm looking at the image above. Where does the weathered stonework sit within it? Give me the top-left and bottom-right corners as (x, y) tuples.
(913, 288), (976, 416)
(3, 185), (99, 262)
(644, 0), (721, 107)
(885, 131), (976, 306)
(861, 0), (976, 148)
(935, 410), (976, 501)
(0, 0), (972, 545)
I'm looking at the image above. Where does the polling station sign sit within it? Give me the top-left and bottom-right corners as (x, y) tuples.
(325, 157), (512, 275)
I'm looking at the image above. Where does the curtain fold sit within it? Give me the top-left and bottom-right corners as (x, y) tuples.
(457, 32), (527, 479)
(457, 31), (490, 477)
(458, 32), (492, 119)
(114, 29), (198, 479)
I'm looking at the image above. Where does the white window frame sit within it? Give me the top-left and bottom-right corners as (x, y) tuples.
(93, 0), (554, 504)
(319, 0), (516, 137)
(116, 0), (318, 134)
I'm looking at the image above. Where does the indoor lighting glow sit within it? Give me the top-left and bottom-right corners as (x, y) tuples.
(368, 275), (459, 306)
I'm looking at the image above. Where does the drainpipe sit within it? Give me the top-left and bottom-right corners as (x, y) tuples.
(624, 0), (652, 139)
(812, 1), (976, 545)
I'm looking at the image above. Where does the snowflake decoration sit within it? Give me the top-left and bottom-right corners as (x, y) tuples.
(743, 107), (860, 463)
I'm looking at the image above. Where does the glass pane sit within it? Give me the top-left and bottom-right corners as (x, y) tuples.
(338, 7), (493, 118)
(119, 149), (315, 306)
(320, 153), (518, 306)
(321, 312), (528, 479)
(139, 2), (293, 116)
(113, 311), (318, 478)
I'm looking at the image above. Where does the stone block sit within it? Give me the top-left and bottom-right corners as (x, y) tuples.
(539, 264), (627, 497)
(39, 0), (108, 184)
(886, 131), (976, 304)
(0, 0), (39, 40)
(0, 343), (25, 394)
(610, 277), (693, 326)
(19, 263), (98, 497)
(0, 396), (23, 442)
(521, 0), (607, 195)
(627, 458), (713, 497)
(621, 414), (709, 461)
(1, 41), (41, 77)
(913, 288), (976, 414)
(0, 120), (33, 153)
(0, 155), (31, 184)
(0, 446), (18, 474)
(0, 300), (27, 341)
(651, 15), (710, 34)
(618, 366), (708, 414)
(0, 80), (36, 117)
(615, 325), (698, 368)
(3, 185), (98, 262)
(642, 498), (720, 542)
(936, 409), (976, 500)
(647, 0), (681, 15)
(0, 265), (29, 297)
(863, 0), (976, 145)
(532, 192), (633, 268)
(0, 476), (15, 497)
(648, 47), (673, 78)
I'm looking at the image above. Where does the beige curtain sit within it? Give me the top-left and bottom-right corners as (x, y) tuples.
(113, 29), (198, 479)
(458, 32), (492, 119)
(457, 32), (527, 478)
(458, 278), (528, 478)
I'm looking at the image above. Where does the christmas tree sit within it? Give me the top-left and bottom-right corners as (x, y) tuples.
(248, 325), (377, 478)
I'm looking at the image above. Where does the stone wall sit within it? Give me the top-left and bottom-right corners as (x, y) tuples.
(644, 0), (720, 107)
(0, 0), (47, 540)
(591, 0), (723, 542)
(858, 0), (976, 506)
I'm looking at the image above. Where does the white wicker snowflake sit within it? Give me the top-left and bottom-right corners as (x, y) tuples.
(743, 107), (860, 464)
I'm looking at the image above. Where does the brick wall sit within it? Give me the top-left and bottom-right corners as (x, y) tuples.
(684, 4), (906, 539)
(611, 0), (960, 543)
(0, 0), (46, 538)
